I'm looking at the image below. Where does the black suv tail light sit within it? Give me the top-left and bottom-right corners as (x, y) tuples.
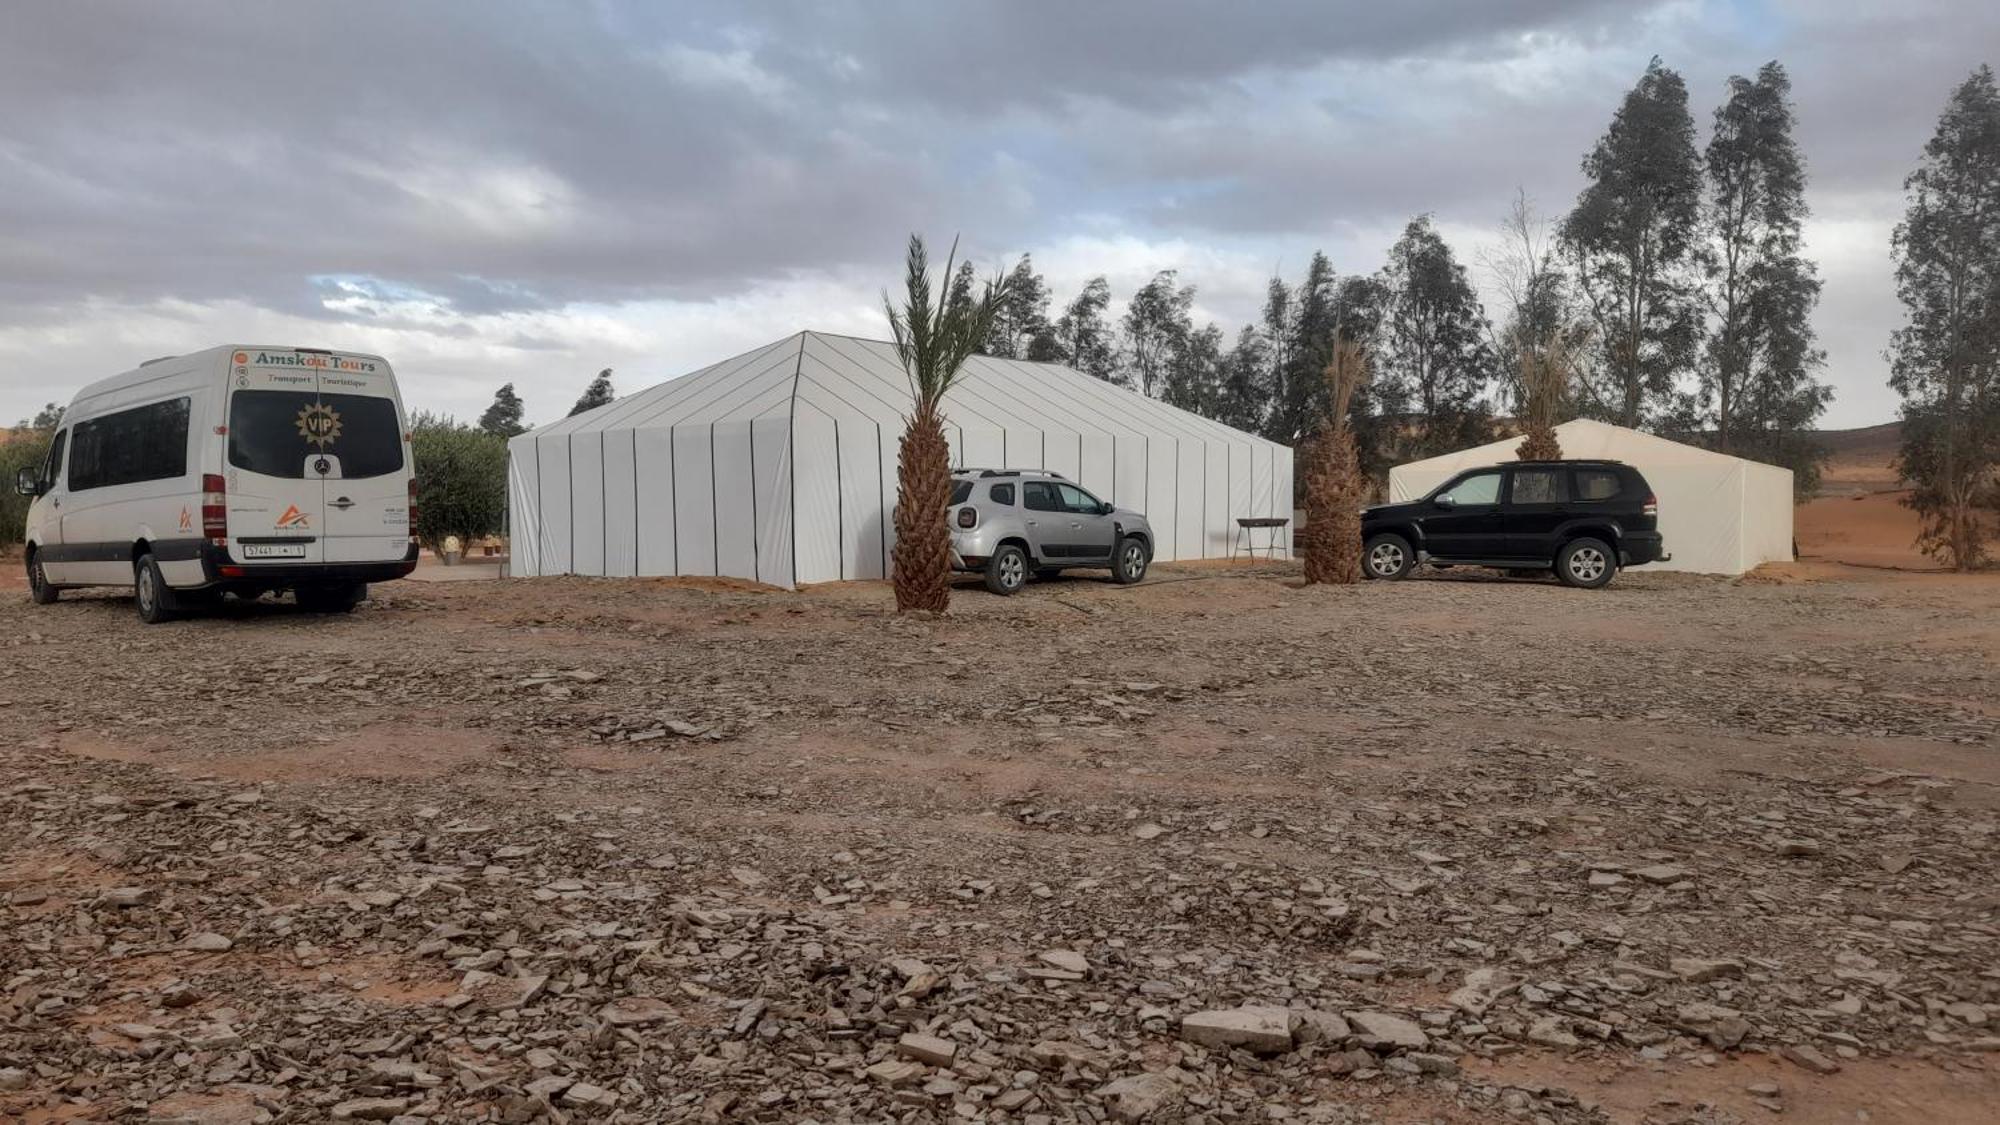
(1642, 492), (1658, 517)
(955, 507), (977, 529)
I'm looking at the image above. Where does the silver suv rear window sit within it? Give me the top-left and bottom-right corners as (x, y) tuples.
(950, 480), (973, 505)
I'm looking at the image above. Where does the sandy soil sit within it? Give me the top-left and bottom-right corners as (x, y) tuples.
(2, 562), (1997, 1123)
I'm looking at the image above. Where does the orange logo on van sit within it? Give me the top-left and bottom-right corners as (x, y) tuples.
(277, 505), (311, 529)
(179, 507), (193, 532)
(232, 352), (248, 364)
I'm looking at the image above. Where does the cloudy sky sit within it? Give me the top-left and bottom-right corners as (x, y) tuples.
(3, 1), (1994, 430)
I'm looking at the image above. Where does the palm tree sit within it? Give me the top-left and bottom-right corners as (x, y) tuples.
(1303, 338), (1370, 585)
(884, 235), (1015, 613)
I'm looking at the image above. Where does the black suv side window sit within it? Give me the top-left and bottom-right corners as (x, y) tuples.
(1442, 471), (1502, 505)
(989, 482), (1015, 505)
(1575, 469), (1621, 502)
(1023, 481), (1061, 512)
(1510, 468), (1569, 504)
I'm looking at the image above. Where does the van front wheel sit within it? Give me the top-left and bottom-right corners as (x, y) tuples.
(27, 551), (58, 604)
(134, 554), (177, 624)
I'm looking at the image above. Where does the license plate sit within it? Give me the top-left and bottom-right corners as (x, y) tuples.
(240, 543), (307, 559)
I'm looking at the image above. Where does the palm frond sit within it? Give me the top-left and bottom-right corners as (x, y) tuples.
(883, 233), (1016, 415)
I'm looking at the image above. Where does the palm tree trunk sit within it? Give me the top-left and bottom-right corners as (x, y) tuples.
(892, 403), (954, 612)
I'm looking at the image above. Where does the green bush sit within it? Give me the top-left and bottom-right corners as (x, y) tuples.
(409, 413), (509, 553)
(1, 432), (55, 553)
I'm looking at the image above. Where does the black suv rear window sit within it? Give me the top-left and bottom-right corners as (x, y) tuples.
(230, 390), (404, 479)
(1511, 468), (1569, 504)
(950, 480), (973, 505)
(1575, 469), (1622, 501)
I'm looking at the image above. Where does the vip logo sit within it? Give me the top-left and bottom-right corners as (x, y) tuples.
(295, 402), (343, 448)
(277, 505), (311, 529)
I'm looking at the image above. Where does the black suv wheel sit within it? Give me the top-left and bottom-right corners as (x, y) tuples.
(1364, 533), (1414, 580)
(1556, 537), (1616, 589)
(984, 545), (1028, 596)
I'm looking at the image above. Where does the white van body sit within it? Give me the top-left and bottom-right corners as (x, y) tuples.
(18, 345), (417, 620)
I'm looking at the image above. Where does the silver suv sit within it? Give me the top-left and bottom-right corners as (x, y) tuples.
(948, 469), (1153, 595)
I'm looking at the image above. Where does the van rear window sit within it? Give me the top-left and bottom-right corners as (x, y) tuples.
(229, 391), (403, 479)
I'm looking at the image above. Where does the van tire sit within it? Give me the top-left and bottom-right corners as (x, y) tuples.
(27, 550), (58, 604)
(134, 554), (177, 624)
(298, 582), (366, 613)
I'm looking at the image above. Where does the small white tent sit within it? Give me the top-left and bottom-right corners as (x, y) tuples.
(507, 331), (1292, 586)
(1387, 419), (1793, 575)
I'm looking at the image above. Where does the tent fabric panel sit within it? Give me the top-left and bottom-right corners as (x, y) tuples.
(751, 416), (794, 588)
(1203, 442), (1232, 559)
(548, 334), (801, 436)
(536, 434), (574, 575)
(601, 430), (638, 577)
(1110, 436), (1146, 516)
(670, 424), (718, 577)
(569, 431), (607, 577)
(1175, 439), (1206, 559)
(1226, 442), (1254, 555)
(711, 422), (759, 582)
(632, 428), (677, 577)
(1140, 437), (1177, 559)
(1742, 463), (1795, 570)
(836, 419), (887, 580)
(790, 410), (844, 584)
(959, 427), (1005, 472)
(507, 438), (543, 576)
(1271, 447), (1295, 555)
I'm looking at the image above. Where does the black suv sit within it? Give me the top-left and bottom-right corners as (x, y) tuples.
(1360, 460), (1668, 588)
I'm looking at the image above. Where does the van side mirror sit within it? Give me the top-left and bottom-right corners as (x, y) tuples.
(1434, 494), (1457, 509)
(15, 468), (39, 497)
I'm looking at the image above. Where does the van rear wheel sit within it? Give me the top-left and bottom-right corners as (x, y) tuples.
(134, 553), (177, 624)
(27, 551), (58, 604)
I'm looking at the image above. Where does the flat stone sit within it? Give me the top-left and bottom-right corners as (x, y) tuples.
(865, 1058), (926, 1086)
(1038, 949), (1091, 976)
(0, 1067), (29, 1091)
(182, 932), (233, 952)
(1631, 864), (1693, 884)
(599, 996), (674, 1026)
(1447, 968), (1514, 1016)
(1133, 823), (1167, 841)
(1291, 1008), (1351, 1045)
(1347, 1010), (1429, 1052)
(1782, 1044), (1840, 1074)
(1671, 957), (1745, 983)
(332, 1098), (409, 1121)
(1527, 1016), (1580, 1049)
(1029, 1040), (1104, 1067)
(897, 1032), (958, 1067)
(1180, 1005), (1296, 1054)
(561, 1082), (617, 1108)
(1095, 1072), (1182, 1121)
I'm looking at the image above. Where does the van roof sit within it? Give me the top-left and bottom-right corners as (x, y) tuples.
(69, 345), (392, 405)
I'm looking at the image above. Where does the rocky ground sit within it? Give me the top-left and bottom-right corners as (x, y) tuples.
(1, 561), (1996, 1124)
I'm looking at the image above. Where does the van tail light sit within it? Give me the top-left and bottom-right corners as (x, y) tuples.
(408, 478), (420, 542)
(955, 506), (977, 529)
(1642, 492), (1658, 517)
(200, 473), (228, 544)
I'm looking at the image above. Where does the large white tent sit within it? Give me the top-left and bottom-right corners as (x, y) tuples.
(1387, 418), (1793, 575)
(507, 331), (1293, 586)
